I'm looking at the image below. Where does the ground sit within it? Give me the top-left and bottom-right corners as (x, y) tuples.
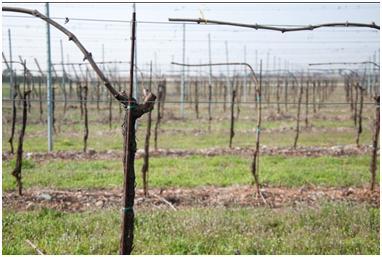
(2, 84), (380, 254)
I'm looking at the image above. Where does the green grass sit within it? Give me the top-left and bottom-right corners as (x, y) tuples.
(2, 202), (379, 254)
(2, 155), (378, 191)
(2, 118), (373, 152)
(2, 87), (376, 152)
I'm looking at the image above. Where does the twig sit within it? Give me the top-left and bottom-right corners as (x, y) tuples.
(171, 61), (258, 85)
(309, 61), (380, 68)
(151, 193), (177, 211)
(257, 191), (271, 207)
(25, 239), (44, 255)
(168, 17), (380, 32)
(2, 6), (127, 104)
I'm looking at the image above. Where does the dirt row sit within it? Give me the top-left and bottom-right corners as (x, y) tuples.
(2, 145), (373, 163)
(3, 185), (379, 213)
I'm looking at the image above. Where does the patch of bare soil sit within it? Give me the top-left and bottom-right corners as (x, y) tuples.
(2, 145), (373, 163)
(2, 186), (379, 213)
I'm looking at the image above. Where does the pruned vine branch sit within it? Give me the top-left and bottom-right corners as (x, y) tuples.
(2, 6), (128, 104)
(309, 61), (380, 68)
(168, 17), (380, 32)
(171, 61), (259, 85)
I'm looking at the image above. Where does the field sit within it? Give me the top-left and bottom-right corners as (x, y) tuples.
(2, 79), (380, 254)
(1, 3), (380, 255)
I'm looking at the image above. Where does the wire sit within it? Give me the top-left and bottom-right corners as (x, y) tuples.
(1, 98), (378, 105)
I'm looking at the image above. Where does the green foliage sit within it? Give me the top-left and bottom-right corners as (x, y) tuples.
(2, 202), (379, 254)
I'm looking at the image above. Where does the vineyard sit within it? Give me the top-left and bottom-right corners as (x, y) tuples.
(2, 3), (381, 255)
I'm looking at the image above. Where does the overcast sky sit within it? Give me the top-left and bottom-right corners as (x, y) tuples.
(2, 2), (380, 77)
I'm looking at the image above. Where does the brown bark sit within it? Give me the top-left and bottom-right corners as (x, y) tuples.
(236, 80), (241, 121)
(353, 83), (358, 127)
(229, 89), (236, 148)
(12, 90), (31, 195)
(251, 61), (262, 195)
(38, 77), (43, 122)
(141, 64), (153, 198)
(355, 84), (364, 147)
(120, 90), (156, 254)
(293, 79), (304, 149)
(370, 96), (379, 191)
(82, 84), (88, 153)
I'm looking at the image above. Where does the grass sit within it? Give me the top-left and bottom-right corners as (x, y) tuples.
(2, 155), (378, 191)
(2, 86), (376, 152)
(2, 115), (374, 152)
(2, 202), (379, 254)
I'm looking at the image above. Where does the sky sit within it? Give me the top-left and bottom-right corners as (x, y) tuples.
(2, 2), (380, 77)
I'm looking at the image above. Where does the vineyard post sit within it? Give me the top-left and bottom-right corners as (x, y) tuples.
(276, 75), (281, 114)
(355, 83), (364, 147)
(45, 3), (53, 152)
(353, 81), (359, 127)
(313, 80), (317, 113)
(208, 34), (213, 131)
(33, 58), (44, 122)
(154, 83), (163, 151)
(225, 40), (230, 110)
(120, 9), (136, 254)
(194, 80), (199, 119)
(8, 29), (14, 100)
(293, 73), (304, 149)
(236, 77), (241, 120)
(3, 52), (17, 154)
(305, 76), (309, 127)
(60, 39), (68, 113)
(229, 88), (236, 148)
(83, 69), (89, 153)
(180, 23), (185, 118)
(284, 77), (288, 112)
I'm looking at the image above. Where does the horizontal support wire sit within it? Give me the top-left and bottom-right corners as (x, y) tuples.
(1, 98), (378, 105)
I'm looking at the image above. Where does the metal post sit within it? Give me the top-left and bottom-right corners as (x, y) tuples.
(243, 45), (247, 102)
(60, 40), (65, 90)
(208, 33), (212, 114)
(132, 3), (139, 130)
(102, 44), (105, 70)
(180, 23), (186, 117)
(255, 50), (258, 72)
(46, 3), (53, 152)
(133, 3), (139, 101)
(120, 8), (136, 255)
(8, 29), (14, 100)
(225, 40), (230, 96)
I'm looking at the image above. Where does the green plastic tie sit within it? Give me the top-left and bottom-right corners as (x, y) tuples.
(126, 105), (136, 110)
(122, 207), (134, 213)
